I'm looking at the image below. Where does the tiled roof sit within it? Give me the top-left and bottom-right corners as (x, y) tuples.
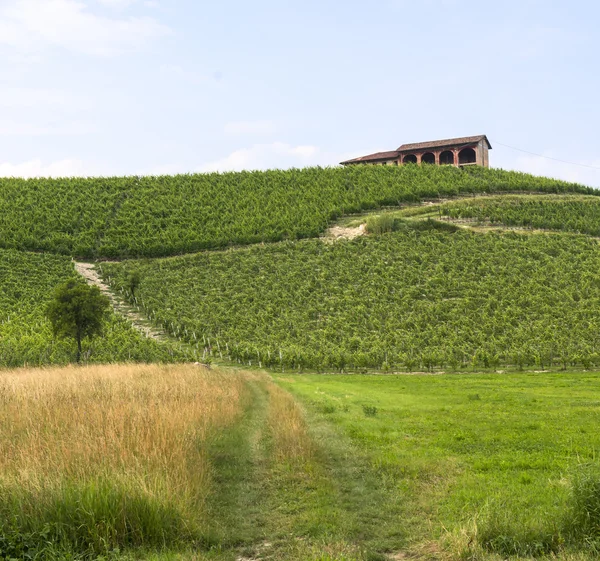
(340, 151), (400, 165)
(398, 135), (491, 152)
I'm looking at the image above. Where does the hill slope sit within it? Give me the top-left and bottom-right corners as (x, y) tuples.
(0, 166), (592, 258)
(102, 221), (600, 371)
(0, 249), (188, 367)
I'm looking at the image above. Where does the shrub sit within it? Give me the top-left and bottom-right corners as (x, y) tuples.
(365, 215), (395, 235)
(363, 405), (378, 417)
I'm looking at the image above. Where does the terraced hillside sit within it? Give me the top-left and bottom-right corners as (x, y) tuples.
(2, 166), (600, 370)
(439, 194), (600, 235)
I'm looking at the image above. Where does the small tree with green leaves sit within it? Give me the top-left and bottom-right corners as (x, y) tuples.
(127, 270), (141, 300)
(46, 280), (110, 363)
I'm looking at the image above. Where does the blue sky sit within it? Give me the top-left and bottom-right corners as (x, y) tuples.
(1, 0), (599, 186)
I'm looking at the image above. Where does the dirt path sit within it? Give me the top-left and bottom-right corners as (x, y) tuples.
(324, 223), (367, 242)
(73, 262), (167, 341)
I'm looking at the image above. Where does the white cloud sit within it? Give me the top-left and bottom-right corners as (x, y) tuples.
(0, 87), (97, 137)
(0, 158), (92, 178)
(96, 0), (158, 6)
(96, 0), (138, 7)
(138, 163), (183, 176)
(199, 142), (340, 173)
(224, 120), (277, 136)
(0, 0), (171, 56)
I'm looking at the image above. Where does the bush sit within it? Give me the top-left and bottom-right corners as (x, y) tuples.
(365, 215), (395, 235)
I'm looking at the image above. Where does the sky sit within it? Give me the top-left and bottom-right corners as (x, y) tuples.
(1, 0), (600, 186)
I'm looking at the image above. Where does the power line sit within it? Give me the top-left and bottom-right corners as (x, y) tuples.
(492, 140), (600, 171)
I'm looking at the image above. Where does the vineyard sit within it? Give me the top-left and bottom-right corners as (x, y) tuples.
(101, 225), (600, 371)
(0, 249), (189, 367)
(436, 194), (600, 235)
(0, 166), (592, 258)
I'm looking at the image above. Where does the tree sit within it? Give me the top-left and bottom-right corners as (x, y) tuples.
(126, 270), (141, 300)
(46, 280), (110, 363)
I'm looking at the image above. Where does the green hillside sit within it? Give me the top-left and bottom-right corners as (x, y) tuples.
(102, 223), (600, 372)
(0, 166), (591, 258)
(3, 165), (600, 370)
(0, 249), (188, 367)
(438, 194), (600, 234)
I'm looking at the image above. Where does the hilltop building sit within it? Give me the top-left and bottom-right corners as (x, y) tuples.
(340, 135), (492, 168)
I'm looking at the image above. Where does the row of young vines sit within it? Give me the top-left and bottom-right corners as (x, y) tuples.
(439, 194), (600, 235)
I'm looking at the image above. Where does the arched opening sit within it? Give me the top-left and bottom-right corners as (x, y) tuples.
(421, 152), (436, 165)
(403, 154), (417, 164)
(440, 151), (455, 165)
(458, 147), (477, 165)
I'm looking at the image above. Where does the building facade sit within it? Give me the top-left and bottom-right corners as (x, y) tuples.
(340, 135), (492, 168)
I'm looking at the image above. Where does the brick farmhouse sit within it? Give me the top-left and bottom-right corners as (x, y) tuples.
(340, 135), (491, 168)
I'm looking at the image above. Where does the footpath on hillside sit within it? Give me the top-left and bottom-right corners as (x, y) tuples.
(74, 262), (167, 342)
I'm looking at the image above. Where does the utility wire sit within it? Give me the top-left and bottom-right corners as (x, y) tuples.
(492, 140), (600, 171)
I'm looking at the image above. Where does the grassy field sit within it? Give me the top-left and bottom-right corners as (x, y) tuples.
(0, 364), (250, 558)
(3, 364), (600, 560)
(0, 364), (376, 561)
(277, 371), (600, 560)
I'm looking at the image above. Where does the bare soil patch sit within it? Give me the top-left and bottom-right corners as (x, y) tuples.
(324, 223), (367, 242)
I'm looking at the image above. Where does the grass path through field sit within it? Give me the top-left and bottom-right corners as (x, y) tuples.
(203, 375), (272, 549)
(276, 372), (600, 560)
(179, 373), (411, 560)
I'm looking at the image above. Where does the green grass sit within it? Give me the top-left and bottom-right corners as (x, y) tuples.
(0, 479), (199, 558)
(6, 365), (600, 560)
(276, 371), (600, 558)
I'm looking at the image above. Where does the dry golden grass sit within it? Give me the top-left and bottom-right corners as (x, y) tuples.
(266, 380), (314, 464)
(0, 363), (246, 485)
(0, 363), (250, 553)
